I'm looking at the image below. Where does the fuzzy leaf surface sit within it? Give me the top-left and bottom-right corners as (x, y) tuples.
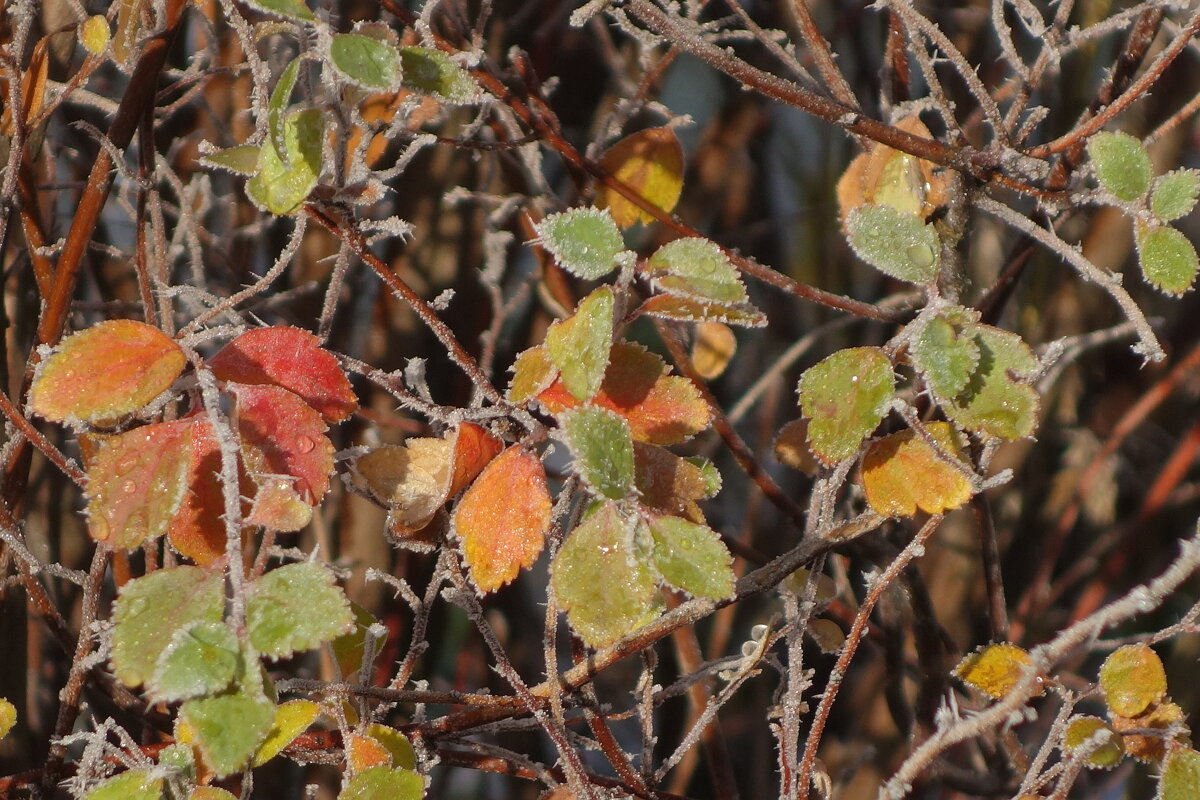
(797, 347), (894, 464)
(910, 307), (981, 399)
(1160, 747), (1200, 800)
(943, 326), (1039, 439)
(244, 0), (314, 21)
(167, 420), (226, 566)
(544, 286), (614, 402)
(246, 109), (324, 215)
(1100, 644), (1167, 718)
(1063, 716), (1125, 769)
(845, 204), (939, 284)
(596, 127), (684, 227)
(1136, 223), (1199, 296)
(246, 562), (354, 660)
(637, 294), (766, 327)
(330, 33), (400, 89)
(560, 406), (635, 500)
(861, 422), (974, 517)
(1151, 170), (1200, 221)
(634, 442), (719, 520)
(399, 46), (479, 103)
(338, 766), (424, 800)
(647, 514), (734, 599)
(507, 346), (558, 404)
(200, 145), (261, 176)
(448, 422), (504, 496)
(647, 237), (746, 303)
(84, 771), (164, 800)
(181, 691), (275, 777)
(536, 208), (624, 280)
(1088, 131), (1152, 201)
(149, 621), (240, 703)
(954, 642), (1033, 700)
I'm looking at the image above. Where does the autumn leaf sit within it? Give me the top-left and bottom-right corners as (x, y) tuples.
(596, 127), (684, 227)
(167, 420), (229, 566)
(861, 422), (974, 517)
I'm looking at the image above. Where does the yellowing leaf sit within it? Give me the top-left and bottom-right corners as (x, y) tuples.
(0, 698), (16, 739)
(347, 732), (393, 772)
(773, 419), (820, 476)
(545, 286), (615, 402)
(596, 127), (684, 228)
(1100, 644), (1167, 719)
(453, 446), (551, 593)
(634, 442), (719, 521)
(338, 766), (423, 800)
(637, 294), (766, 328)
(861, 422), (974, 517)
(253, 700), (321, 766)
(1112, 700), (1187, 762)
(691, 322), (736, 379)
(1063, 716), (1125, 769)
(797, 346), (894, 464)
(30, 320), (186, 425)
(507, 346), (558, 404)
(1159, 746), (1200, 800)
(80, 15), (111, 55)
(954, 642), (1035, 700)
(448, 422), (504, 497)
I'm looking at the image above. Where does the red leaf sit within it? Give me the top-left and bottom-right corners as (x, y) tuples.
(453, 446), (551, 593)
(229, 383), (333, 531)
(538, 343), (712, 444)
(448, 422), (504, 497)
(31, 320), (186, 425)
(167, 421), (230, 566)
(87, 420), (195, 549)
(209, 327), (357, 423)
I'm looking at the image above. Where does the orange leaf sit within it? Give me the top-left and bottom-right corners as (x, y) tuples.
(167, 420), (229, 566)
(30, 320), (186, 425)
(209, 327), (357, 423)
(448, 422), (504, 497)
(453, 446), (551, 593)
(633, 443), (717, 522)
(596, 127), (685, 228)
(347, 732), (393, 772)
(861, 422), (973, 517)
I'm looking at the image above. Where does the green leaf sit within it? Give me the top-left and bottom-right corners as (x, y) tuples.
(330, 34), (401, 90)
(158, 742), (195, 779)
(112, 566), (225, 688)
(647, 237), (747, 303)
(399, 46), (479, 103)
(535, 207), (625, 280)
(246, 108), (324, 215)
(1063, 716), (1125, 769)
(1160, 747), (1200, 800)
(1136, 223), (1199, 296)
(180, 691), (275, 777)
(646, 515), (734, 599)
(845, 204), (940, 284)
(84, 770), (164, 800)
(149, 621), (240, 703)
(1100, 643), (1167, 718)
(909, 306), (981, 399)
(1151, 170), (1200, 221)
(246, 562), (354, 660)
(559, 406), (635, 500)
(200, 145), (261, 177)
(507, 346), (558, 404)
(243, 0), (314, 21)
(797, 346), (894, 464)
(268, 59), (301, 161)
(943, 326), (1039, 440)
(338, 766), (424, 800)
(544, 286), (615, 402)
(1088, 131), (1152, 202)
(550, 502), (664, 648)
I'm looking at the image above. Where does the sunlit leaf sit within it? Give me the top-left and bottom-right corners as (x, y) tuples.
(954, 642), (1034, 700)
(112, 566), (225, 688)
(596, 127), (684, 227)
(550, 502), (664, 648)
(180, 691), (275, 777)
(507, 345), (558, 404)
(246, 562), (354, 660)
(1136, 223), (1199, 296)
(647, 237), (747, 303)
(560, 406), (635, 500)
(448, 422), (504, 497)
(634, 442), (719, 521)
(253, 700), (321, 766)
(111, 0), (142, 66)
(347, 733), (393, 772)
(246, 108), (324, 215)
(83, 770), (163, 800)
(0, 699), (16, 739)
(691, 322), (736, 379)
(544, 286), (615, 402)
(364, 724), (417, 770)
(536, 208), (625, 280)
(1100, 644), (1167, 718)
(1088, 130), (1152, 202)
(80, 16), (111, 55)
(837, 116), (950, 222)
(330, 33), (401, 90)
(797, 346), (894, 464)
(356, 439), (453, 534)
(200, 145), (262, 177)
(167, 420), (227, 566)
(637, 294), (767, 327)
(909, 306), (981, 399)
(399, 46), (479, 103)
(646, 514), (734, 599)
(861, 422), (974, 517)
(338, 766), (424, 800)
(86, 420), (194, 548)
(332, 603), (385, 681)
(1158, 746), (1200, 800)
(30, 320), (186, 425)
(268, 59), (301, 161)
(148, 620), (239, 703)
(845, 204), (940, 284)
(943, 325), (1039, 440)
(1151, 170), (1200, 222)
(243, 0), (315, 21)
(1063, 716), (1125, 769)
(453, 446), (551, 593)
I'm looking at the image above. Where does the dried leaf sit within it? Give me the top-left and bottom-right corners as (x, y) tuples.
(356, 439), (454, 534)
(634, 442), (718, 521)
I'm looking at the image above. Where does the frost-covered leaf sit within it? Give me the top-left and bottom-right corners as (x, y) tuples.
(954, 642), (1034, 700)
(1159, 746), (1200, 800)
(1151, 170), (1200, 222)
(268, 59), (301, 160)
(330, 33), (401, 90)
(181, 691), (275, 777)
(112, 565), (225, 688)
(200, 145), (261, 177)
(253, 700), (321, 766)
(909, 306), (981, 399)
(535, 208), (625, 280)
(646, 514), (734, 599)
(1115, 700), (1187, 762)
(1100, 644), (1167, 718)
(244, 0), (315, 21)
(544, 286), (614, 402)
(167, 421), (227, 566)
(84, 770), (163, 800)
(30, 320), (185, 425)
(943, 326), (1039, 440)
(1136, 223), (1199, 296)
(1063, 716), (1125, 769)
(861, 422), (974, 517)
(596, 127), (684, 228)
(356, 439), (453, 535)
(246, 562), (354, 660)
(246, 109), (324, 215)
(149, 621), (239, 703)
(448, 422), (504, 497)
(634, 442), (719, 521)
(845, 204), (939, 284)
(560, 406), (635, 500)
(797, 347), (894, 464)
(691, 322), (736, 379)
(507, 345), (558, 404)
(80, 16), (111, 55)
(647, 237), (747, 303)
(538, 343), (713, 445)
(364, 724), (417, 770)
(1088, 131), (1152, 202)
(837, 116), (950, 222)
(399, 45), (479, 103)
(453, 446), (551, 593)
(550, 502), (664, 648)
(637, 294), (767, 327)
(209, 327), (357, 423)
(338, 766), (424, 800)
(332, 603), (384, 680)
(86, 420), (194, 549)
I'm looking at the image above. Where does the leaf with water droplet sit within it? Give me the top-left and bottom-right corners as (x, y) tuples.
(30, 320), (186, 426)
(861, 422), (974, 517)
(596, 127), (684, 228)
(797, 347), (894, 464)
(181, 690), (275, 777)
(646, 514), (734, 599)
(845, 204), (940, 284)
(550, 502), (664, 648)
(1088, 131), (1152, 202)
(559, 406), (635, 500)
(112, 565), (225, 688)
(149, 620), (240, 703)
(536, 208), (625, 280)
(246, 562), (354, 660)
(1136, 222), (1199, 296)
(544, 286), (614, 402)
(87, 420), (195, 549)
(453, 446), (551, 593)
(647, 237), (747, 304)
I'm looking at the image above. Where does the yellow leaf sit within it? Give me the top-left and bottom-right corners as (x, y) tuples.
(596, 127), (684, 228)
(690, 322), (736, 379)
(861, 422), (974, 517)
(954, 642), (1036, 700)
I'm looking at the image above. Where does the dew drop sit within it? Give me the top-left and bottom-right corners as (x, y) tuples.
(295, 435), (315, 454)
(121, 479), (137, 494)
(90, 516), (110, 541)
